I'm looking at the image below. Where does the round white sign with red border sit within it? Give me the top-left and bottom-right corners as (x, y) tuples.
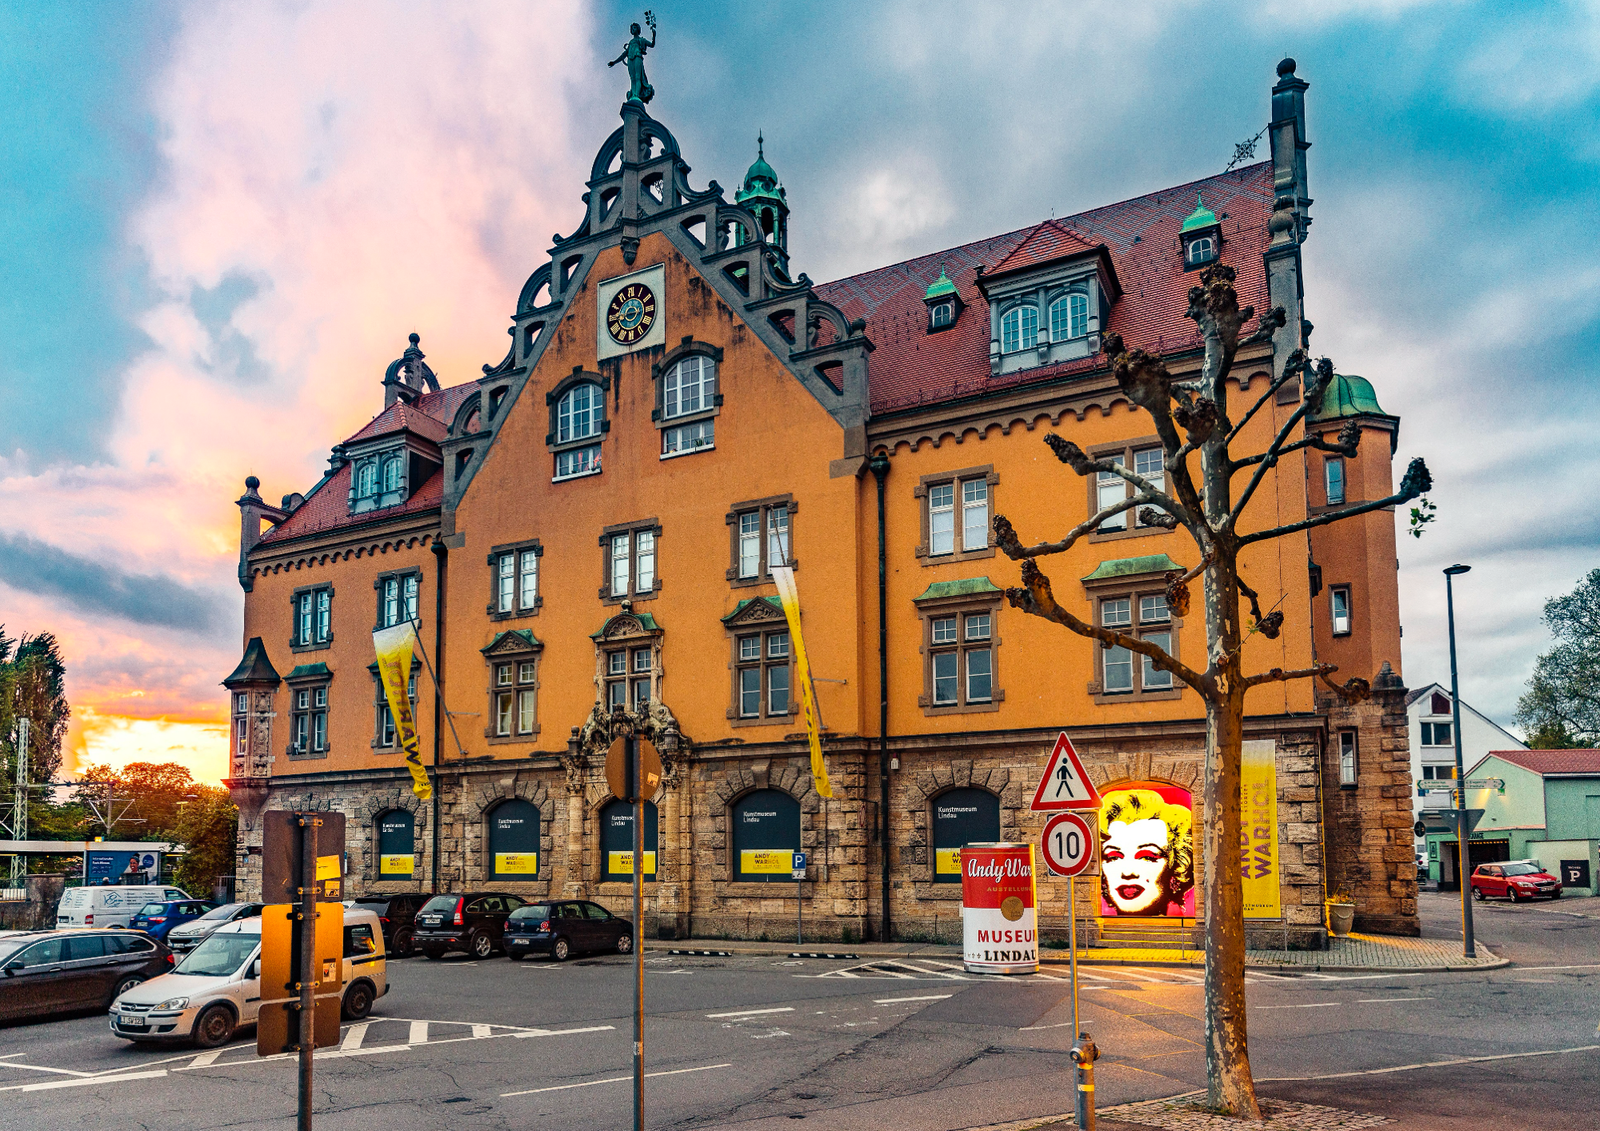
(1040, 811), (1096, 877)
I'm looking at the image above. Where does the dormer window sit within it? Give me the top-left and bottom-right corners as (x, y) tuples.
(1048, 293), (1089, 341)
(1184, 235), (1217, 267)
(382, 456), (402, 494)
(357, 462), (378, 498)
(1000, 304), (1039, 353)
(923, 266), (964, 333)
(930, 302), (954, 329)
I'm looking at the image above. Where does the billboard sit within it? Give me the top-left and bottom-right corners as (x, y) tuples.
(85, 849), (161, 884)
(1098, 782), (1195, 917)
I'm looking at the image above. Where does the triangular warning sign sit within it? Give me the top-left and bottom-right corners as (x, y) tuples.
(1031, 731), (1102, 811)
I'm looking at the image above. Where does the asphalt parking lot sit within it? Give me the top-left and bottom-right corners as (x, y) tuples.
(1, 894), (1597, 1130)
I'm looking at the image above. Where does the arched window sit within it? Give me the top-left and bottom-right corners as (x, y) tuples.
(732, 789), (801, 882)
(930, 302), (954, 328)
(487, 799), (540, 879)
(356, 462), (378, 497)
(1049, 293), (1089, 341)
(663, 356), (716, 420)
(376, 809), (415, 877)
(601, 799), (658, 881)
(1185, 236), (1215, 266)
(1000, 305), (1038, 353)
(557, 383), (602, 443)
(931, 788), (1000, 883)
(382, 456), (402, 494)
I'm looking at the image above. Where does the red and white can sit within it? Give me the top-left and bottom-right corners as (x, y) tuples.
(961, 842), (1038, 974)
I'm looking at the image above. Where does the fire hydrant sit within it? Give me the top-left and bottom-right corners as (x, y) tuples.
(1070, 1029), (1099, 1131)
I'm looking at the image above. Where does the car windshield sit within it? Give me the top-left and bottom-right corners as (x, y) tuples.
(1502, 862), (1543, 876)
(176, 932), (261, 977)
(0, 937), (35, 964)
(509, 904), (552, 922)
(196, 904), (241, 921)
(420, 896), (458, 914)
(138, 903), (168, 916)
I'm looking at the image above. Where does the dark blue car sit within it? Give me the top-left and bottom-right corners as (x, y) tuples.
(128, 899), (213, 941)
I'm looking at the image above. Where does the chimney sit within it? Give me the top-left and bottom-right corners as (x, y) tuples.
(1269, 57), (1311, 246)
(236, 476), (288, 592)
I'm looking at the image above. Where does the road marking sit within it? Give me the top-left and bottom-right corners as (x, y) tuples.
(513, 1025), (616, 1039)
(1256, 1044), (1600, 1081)
(873, 994), (953, 1004)
(0, 1070), (168, 1093)
(706, 1007), (794, 1019)
(472, 1024), (492, 1038)
(502, 1062), (732, 1097)
(408, 1021), (429, 1045)
(1020, 1021), (1079, 1031)
(1257, 1002), (1341, 1010)
(188, 1050), (226, 1068)
(340, 1023), (370, 1052)
(0, 1060), (93, 1078)
(1355, 997), (1427, 1004)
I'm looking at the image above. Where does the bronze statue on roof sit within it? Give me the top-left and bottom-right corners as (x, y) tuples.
(608, 11), (657, 104)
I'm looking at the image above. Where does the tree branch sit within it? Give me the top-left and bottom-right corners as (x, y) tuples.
(1006, 560), (1213, 695)
(1225, 339), (1299, 446)
(992, 490), (1168, 561)
(1226, 357), (1339, 525)
(1232, 420), (1360, 470)
(1039, 432), (1206, 541)
(1239, 457), (1432, 546)
(1101, 334), (1208, 521)
(1243, 664), (1373, 703)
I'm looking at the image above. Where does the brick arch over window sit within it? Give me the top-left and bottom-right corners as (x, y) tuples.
(462, 778), (553, 890)
(358, 789), (428, 887)
(710, 759), (820, 881)
(907, 763), (1023, 878)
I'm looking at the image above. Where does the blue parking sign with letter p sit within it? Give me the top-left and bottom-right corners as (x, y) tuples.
(792, 852), (806, 880)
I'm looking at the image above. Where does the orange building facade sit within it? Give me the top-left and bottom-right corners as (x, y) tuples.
(226, 60), (1417, 946)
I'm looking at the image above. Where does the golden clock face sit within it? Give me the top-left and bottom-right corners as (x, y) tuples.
(606, 282), (657, 345)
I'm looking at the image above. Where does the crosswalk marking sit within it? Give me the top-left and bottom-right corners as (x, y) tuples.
(340, 1023), (369, 1052)
(407, 1021), (429, 1046)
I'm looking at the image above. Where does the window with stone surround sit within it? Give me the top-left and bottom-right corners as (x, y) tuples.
(599, 519), (661, 604)
(374, 570), (420, 629)
(547, 369), (609, 481)
(726, 495), (795, 585)
(370, 668), (416, 750)
(914, 579), (1004, 715)
(233, 693), (248, 758)
(1089, 437), (1170, 538)
(915, 466), (998, 564)
(1338, 730), (1358, 787)
(290, 584), (332, 651)
(721, 597), (797, 726)
(1330, 586), (1352, 636)
(1082, 555), (1185, 704)
(488, 540), (542, 620)
(286, 666), (330, 760)
(482, 630), (541, 743)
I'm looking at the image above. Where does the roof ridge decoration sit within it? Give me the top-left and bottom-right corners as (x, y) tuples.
(383, 333), (442, 408)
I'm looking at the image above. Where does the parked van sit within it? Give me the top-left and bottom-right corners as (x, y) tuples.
(110, 906), (387, 1048)
(56, 886), (190, 929)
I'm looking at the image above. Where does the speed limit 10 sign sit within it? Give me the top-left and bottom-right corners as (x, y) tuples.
(1040, 811), (1097, 878)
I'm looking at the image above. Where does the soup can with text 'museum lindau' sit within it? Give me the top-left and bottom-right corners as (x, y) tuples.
(961, 842), (1038, 974)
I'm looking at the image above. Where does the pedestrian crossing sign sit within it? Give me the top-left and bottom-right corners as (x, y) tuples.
(1031, 732), (1102, 811)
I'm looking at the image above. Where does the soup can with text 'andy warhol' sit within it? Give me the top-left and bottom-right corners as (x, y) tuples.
(961, 842), (1038, 974)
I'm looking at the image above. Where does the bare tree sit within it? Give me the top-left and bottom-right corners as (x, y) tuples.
(992, 263), (1431, 1117)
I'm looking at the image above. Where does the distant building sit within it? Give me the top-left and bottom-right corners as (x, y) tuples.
(1405, 683), (1524, 856)
(1425, 750), (1600, 897)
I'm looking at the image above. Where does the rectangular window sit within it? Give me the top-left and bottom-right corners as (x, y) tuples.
(602, 646), (651, 712)
(1097, 591), (1177, 697)
(234, 695), (248, 756)
(767, 506), (789, 568)
(922, 604), (1001, 712)
(729, 498), (795, 583)
(519, 550), (538, 608)
(1331, 587), (1352, 635)
(377, 573), (420, 629)
(498, 555), (515, 613)
(298, 596), (313, 645)
(488, 652), (538, 739)
(928, 483), (955, 555)
(961, 480), (988, 552)
(495, 692), (514, 736)
(1325, 458), (1345, 505)
(293, 587), (332, 647)
(604, 524), (660, 600)
(738, 512), (761, 578)
(632, 677), (651, 709)
(1139, 594), (1169, 623)
(1142, 632), (1173, 689)
(1097, 456), (1126, 531)
(1420, 721), (1453, 746)
(611, 534), (630, 596)
(1103, 645), (1134, 692)
(1101, 599), (1131, 628)
(1134, 447), (1164, 526)
(734, 629), (792, 721)
(555, 444), (601, 479)
(374, 673), (415, 748)
(663, 418), (714, 455)
(289, 683), (329, 757)
(1339, 731), (1358, 786)
(635, 532), (655, 591)
(316, 590), (330, 641)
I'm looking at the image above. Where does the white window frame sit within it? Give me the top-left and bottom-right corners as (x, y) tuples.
(735, 629), (792, 720)
(930, 301), (954, 328)
(1325, 457), (1345, 505)
(728, 497), (794, 584)
(662, 355), (716, 421)
(1048, 292), (1088, 341)
(602, 525), (660, 602)
(1338, 730), (1358, 787)
(1330, 586), (1352, 636)
(1000, 304), (1039, 353)
(1095, 590), (1176, 698)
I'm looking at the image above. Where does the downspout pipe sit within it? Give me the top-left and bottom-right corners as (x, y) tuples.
(430, 537), (448, 897)
(869, 452), (891, 942)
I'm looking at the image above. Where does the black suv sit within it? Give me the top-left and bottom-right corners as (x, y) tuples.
(350, 894), (427, 958)
(413, 892), (525, 959)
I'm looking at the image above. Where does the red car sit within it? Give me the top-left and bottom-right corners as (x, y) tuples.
(1471, 860), (1562, 902)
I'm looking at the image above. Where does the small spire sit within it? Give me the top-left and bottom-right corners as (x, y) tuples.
(757, 131), (764, 159)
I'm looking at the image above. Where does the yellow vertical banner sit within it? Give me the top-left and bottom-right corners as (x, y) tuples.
(1241, 738), (1279, 918)
(373, 622), (432, 801)
(769, 566), (831, 799)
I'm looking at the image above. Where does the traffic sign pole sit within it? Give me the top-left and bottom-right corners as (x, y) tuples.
(629, 734), (644, 1131)
(1069, 875), (1078, 1039)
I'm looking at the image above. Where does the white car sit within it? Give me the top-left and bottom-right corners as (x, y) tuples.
(56, 885), (189, 929)
(110, 906), (386, 1048)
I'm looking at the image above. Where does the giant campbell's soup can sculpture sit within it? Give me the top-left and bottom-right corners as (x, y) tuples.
(961, 842), (1038, 974)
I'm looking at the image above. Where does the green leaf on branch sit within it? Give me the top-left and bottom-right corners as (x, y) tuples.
(1407, 496), (1437, 539)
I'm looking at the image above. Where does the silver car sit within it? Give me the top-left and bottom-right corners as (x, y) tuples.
(164, 902), (265, 955)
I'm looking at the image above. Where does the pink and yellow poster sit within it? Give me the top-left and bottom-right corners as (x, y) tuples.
(1098, 782), (1195, 917)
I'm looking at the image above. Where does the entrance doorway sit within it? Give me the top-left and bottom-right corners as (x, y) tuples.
(1438, 837), (1511, 891)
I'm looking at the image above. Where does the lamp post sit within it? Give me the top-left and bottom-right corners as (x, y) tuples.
(1444, 563), (1475, 958)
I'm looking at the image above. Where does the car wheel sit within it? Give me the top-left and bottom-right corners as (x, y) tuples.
(342, 980), (374, 1020)
(1507, 888), (1520, 902)
(192, 1004), (236, 1049)
(111, 974), (144, 1002)
(552, 936), (571, 962)
(616, 932), (633, 955)
(1553, 890), (1563, 899)
(423, 947), (447, 960)
(1471, 886), (1484, 901)
(470, 931), (494, 960)
(392, 927), (414, 958)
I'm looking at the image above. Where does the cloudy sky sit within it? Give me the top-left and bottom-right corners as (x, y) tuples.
(2, 1), (1596, 783)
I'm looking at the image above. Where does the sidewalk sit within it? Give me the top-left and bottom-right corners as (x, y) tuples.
(643, 932), (1507, 973)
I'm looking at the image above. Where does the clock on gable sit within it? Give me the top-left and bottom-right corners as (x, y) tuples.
(596, 264), (667, 358)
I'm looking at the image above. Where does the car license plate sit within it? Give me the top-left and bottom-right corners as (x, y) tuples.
(510, 938), (527, 945)
(421, 916), (441, 925)
(121, 1016), (147, 1028)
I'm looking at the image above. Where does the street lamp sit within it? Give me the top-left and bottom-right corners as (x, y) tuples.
(1444, 563), (1475, 958)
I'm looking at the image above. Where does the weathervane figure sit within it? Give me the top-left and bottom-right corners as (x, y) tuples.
(608, 11), (657, 104)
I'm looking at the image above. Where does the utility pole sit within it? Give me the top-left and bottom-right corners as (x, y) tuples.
(1445, 563), (1475, 959)
(6, 718), (28, 888)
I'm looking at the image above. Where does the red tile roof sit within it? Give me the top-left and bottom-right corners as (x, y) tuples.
(258, 383), (473, 546)
(985, 219), (1103, 279)
(816, 162), (1275, 416)
(1487, 749), (1600, 776)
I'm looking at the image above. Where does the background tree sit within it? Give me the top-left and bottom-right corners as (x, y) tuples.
(992, 264), (1431, 1117)
(169, 790), (239, 899)
(70, 762), (236, 895)
(1515, 569), (1600, 748)
(0, 628), (71, 783)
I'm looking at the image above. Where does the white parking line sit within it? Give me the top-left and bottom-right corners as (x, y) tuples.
(0, 1070), (168, 1093)
(502, 1062), (732, 1098)
(340, 1023), (370, 1052)
(1258, 1002), (1341, 1009)
(472, 1024), (492, 1038)
(706, 1007), (794, 1019)
(188, 1050), (226, 1068)
(408, 1020), (429, 1045)
(873, 994), (953, 1005)
(0, 1060), (93, 1079)
(1256, 1044), (1600, 1081)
